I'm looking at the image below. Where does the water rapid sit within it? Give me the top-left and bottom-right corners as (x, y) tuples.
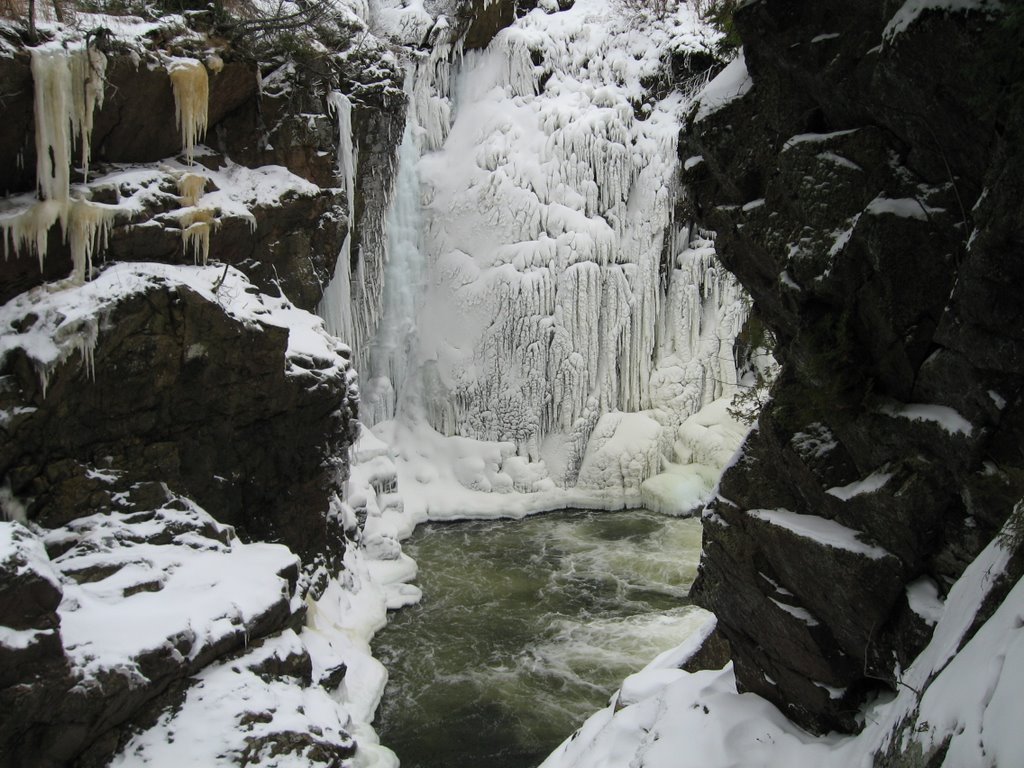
(372, 509), (710, 768)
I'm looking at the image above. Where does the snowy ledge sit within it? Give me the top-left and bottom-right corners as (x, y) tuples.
(748, 508), (891, 560)
(0, 262), (354, 393)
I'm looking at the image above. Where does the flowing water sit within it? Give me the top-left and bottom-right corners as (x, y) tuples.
(373, 508), (709, 768)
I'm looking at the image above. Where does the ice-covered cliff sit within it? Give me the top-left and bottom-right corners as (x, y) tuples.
(339, 0), (756, 517)
(0, 5), (407, 765)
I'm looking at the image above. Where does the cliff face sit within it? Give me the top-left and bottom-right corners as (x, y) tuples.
(0, 9), (393, 765)
(687, 0), (1024, 734)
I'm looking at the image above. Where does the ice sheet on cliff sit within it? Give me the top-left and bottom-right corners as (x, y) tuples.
(347, 0), (752, 508)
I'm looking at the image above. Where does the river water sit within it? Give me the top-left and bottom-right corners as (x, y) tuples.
(372, 508), (709, 768)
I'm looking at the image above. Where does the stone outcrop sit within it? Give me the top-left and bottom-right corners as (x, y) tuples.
(0, 267), (358, 567)
(686, 0), (1024, 734)
(0, 507), (326, 767)
(0, 10), (385, 762)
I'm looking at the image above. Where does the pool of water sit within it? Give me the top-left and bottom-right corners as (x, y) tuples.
(372, 508), (709, 768)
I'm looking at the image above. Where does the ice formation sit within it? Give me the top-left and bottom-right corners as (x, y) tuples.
(0, 44), (111, 283)
(166, 58), (210, 164)
(178, 208), (215, 265)
(318, 92), (358, 353)
(348, 0), (749, 503)
(32, 44), (107, 200)
(66, 198), (119, 280)
(176, 172), (207, 206)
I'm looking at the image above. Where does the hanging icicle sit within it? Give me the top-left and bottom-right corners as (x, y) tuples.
(318, 91), (358, 346)
(166, 58), (210, 165)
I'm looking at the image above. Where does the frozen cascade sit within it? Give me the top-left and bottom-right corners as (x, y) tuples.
(322, 42), (456, 423)
(349, 0), (753, 512)
(1, 44), (114, 283)
(166, 58), (210, 165)
(412, 2), (746, 484)
(362, 116), (427, 426)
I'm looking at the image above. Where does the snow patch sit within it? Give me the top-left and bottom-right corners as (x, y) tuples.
(825, 469), (893, 501)
(748, 508), (891, 560)
(694, 51), (752, 122)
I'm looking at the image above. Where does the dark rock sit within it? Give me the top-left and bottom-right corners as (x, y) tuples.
(0, 522), (62, 631)
(318, 660), (348, 691)
(686, 0), (1024, 734)
(680, 626), (731, 674)
(1, 279), (356, 571)
(458, 0), (541, 51)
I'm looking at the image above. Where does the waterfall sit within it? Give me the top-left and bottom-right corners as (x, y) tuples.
(335, 1), (755, 507)
(361, 116), (427, 427)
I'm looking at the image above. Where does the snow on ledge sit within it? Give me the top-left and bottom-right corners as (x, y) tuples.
(884, 0), (1003, 40)
(0, 262), (353, 393)
(694, 51), (752, 122)
(825, 469), (893, 501)
(748, 508), (891, 559)
(879, 402), (974, 436)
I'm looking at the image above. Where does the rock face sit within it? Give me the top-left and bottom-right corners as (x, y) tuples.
(0, 18), (406, 312)
(686, 0), (1024, 733)
(0, 265), (358, 567)
(0, 10), (388, 764)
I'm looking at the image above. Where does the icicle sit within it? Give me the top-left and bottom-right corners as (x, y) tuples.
(179, 208), (215, 264)
(69, 46), (107, 182)
(32, 48), (74, 203)
(67, 198), (117, 282)
(176, 172), (207, 206)
(31, 45), (107, 201)
(4, 45), (110, 278)
(1, 200), (63, 269)
(319, 91), (358, 345)
(166, 58), (209, 164)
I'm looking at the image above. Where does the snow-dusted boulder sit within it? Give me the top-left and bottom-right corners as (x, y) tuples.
(0, 497), (328, 766)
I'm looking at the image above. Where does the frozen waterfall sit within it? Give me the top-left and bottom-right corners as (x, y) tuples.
(337, 0), (755, 514)
(361, 116), (428, 427)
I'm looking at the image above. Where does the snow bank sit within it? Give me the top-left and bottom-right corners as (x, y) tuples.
(43, 502), (297, 680)
(110, 630), (357, 768)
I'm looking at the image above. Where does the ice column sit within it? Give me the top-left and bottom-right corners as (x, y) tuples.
(361, 118), (426, 426)
(166, 58), (210, 165)
(0, 44), (114, 283)
(32, 45), (106, 201)
(318, 92), (358, 347)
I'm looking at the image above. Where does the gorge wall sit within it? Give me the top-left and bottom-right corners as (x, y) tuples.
(687, 0), (1024, 736)
(0, 5), (409, 765)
